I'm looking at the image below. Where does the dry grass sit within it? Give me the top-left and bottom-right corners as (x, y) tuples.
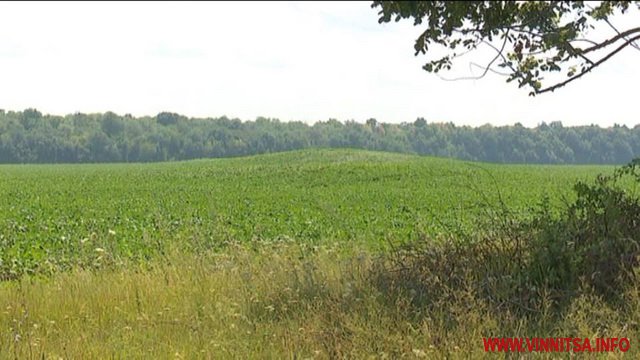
(0, 242), (638, 359)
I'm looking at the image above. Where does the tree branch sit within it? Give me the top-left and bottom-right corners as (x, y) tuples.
(570, 38), (601, 46)
(565, 42), (595, 65)
(586, 2), (640, 52)
(481, 37), (518, 74)
(602, 16), (640, 51)
(536, 34), (640, 95)
(469, 62), (511, 76)
(437, 30), (510, 81)
(579, 26), (640, 55)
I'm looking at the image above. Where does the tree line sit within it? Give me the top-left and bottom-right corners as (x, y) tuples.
(0, 108), (638, 164)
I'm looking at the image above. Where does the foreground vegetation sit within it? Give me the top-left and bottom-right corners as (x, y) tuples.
(1, 149), (638, 357)
(2, 243), (638, 358)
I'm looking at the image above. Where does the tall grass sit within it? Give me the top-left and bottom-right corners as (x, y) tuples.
(1, 240), (638, 358)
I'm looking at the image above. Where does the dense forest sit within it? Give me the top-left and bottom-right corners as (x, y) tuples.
(0, 108), (638, 164)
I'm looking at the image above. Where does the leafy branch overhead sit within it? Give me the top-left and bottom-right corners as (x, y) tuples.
(372, 1), (640, 95)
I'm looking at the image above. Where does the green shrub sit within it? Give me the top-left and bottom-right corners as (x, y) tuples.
(376, 158), (640, 320)
(529, 158), (640, 300)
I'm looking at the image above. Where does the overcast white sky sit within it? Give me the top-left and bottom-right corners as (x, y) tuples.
(0, 1), (638, 127)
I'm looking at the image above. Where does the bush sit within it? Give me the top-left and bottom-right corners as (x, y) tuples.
(529, 158), (640, 300)
(375, 158), (640, 320)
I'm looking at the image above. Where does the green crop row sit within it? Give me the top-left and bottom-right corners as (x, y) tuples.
(0, 149), (614, 279)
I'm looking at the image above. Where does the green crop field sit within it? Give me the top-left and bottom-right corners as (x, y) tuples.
(2, 149), (636, 358)
(0, 149), (613, 278)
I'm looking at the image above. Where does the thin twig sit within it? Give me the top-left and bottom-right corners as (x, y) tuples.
(437, 30), (511, 81)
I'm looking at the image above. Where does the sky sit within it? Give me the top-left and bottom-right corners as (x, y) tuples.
(0, 1), (638, 128)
